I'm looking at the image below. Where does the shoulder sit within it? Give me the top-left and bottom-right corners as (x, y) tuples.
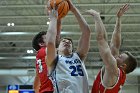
(75, 51), (86, 61)
(118, 68), (126, 83)
(36, 47), (46, 58)
(73, 52), (81, 58)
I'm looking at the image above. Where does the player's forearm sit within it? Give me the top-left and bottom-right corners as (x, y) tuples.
(46, 18), (57, 44)
(57, 19), (61, 37)
(46, 17), (57, 67)
(72, 7), (90, 58)
(111, 17), (121, 49)
(94, 14), (110, 59)
(114, 17), (121, 33)
(94, 15), (107, 42)
(72, 7), (90, 33)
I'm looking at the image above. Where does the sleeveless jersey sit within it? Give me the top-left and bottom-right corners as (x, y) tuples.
(36, 47), (53, 93)
(91, 68), (126, 93)
(50, 53), (89, 93)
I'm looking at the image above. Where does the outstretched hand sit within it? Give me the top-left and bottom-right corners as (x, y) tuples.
(48, 9), (58, 19)
(117, 4), (130, 18)
(65, 0), (75, 12)
(46, 0), (58, 19)
(85, 9), (100, 18)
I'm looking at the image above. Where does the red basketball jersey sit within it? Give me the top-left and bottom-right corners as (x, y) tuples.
(91, 68), (126, 93)
(36, 47), (53, 93)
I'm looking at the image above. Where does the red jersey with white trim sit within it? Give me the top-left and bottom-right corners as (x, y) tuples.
(36, 47), (53, 93)
(91, 68), (126, 93)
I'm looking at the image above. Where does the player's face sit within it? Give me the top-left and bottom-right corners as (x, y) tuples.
(42, 35), (46, 43)
(39, 35), (46, 47)
(116, 53), (128, 67)
(58, 38), (73, 53)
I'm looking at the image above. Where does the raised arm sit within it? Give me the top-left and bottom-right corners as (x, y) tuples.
(46, 1), (61, 48)
(110, 4), (129, 57)
(56, 19), (61, 48)
(86, 10), (118, 87)
(45, 7), (58, 67)
(66, 0), (91, 60)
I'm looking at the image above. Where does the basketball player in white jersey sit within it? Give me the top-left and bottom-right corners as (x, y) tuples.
(45, 0), (91, 93)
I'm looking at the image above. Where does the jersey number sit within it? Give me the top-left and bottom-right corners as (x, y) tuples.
(69, 65), (84, 76)
(37, 59), (43, 73)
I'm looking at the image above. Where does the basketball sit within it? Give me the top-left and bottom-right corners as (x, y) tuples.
(49, 0), (69, 19)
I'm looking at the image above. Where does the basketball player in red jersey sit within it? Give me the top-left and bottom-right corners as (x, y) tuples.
(86, 4), (137, 93)
(32, 31), (53, 93)
(32, 8), (62, 93)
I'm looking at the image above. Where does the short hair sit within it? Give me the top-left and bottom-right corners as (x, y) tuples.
(62, 37), (73, 44)
(60, 37), (74, 51)
(32, 31), (46, 51)
(123, 51), (137, 74)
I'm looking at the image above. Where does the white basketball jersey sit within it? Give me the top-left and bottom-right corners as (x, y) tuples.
(50, 53), (89, 93)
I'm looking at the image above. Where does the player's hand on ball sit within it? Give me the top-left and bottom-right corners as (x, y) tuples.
(65, 0), (75, 12)
(47, 2), (58, 19)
